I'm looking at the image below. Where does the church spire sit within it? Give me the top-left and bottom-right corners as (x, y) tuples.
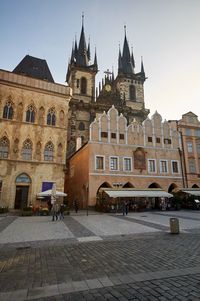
(76, 13), (89, 66)
(119, 26), (134, 75)
(140, 57), (146, 80)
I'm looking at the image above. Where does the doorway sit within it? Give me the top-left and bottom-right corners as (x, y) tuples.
(14, 186), (29, 209)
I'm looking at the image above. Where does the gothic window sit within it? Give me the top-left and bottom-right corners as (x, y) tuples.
(57, 143), (62, 157)
(129, 85), (136, 101)
(78, 122), (85, 131)
(26, 105), (35, 123)
(47, 108), (56, 126)
(0, 136), (9, 158)
(22, 139), (32, 160)
(16, 103), (23, 121)
(44, 142), (54, 161)
(3, 101), (13, 119)
(80, 77), (87, 94)
(38, 107), (45, 125)
(59, 110), (65, 126)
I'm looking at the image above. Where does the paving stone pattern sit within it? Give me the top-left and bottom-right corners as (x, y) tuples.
(1, 212), (200, 300)
(63, 216), (96, 237)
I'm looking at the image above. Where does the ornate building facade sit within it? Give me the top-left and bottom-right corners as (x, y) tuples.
(0, 56), (72, 208)
(65, 106), (183, 208)
(66, 21), (149, 156)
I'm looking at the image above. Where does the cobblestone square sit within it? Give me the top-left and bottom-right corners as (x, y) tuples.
(0, 210), (200, 300)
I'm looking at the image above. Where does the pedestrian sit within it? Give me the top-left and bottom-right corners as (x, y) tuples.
(51, 201), (59, 221)
(74, 200), (79, 213)
(59, 203), (65, 220)
(125, 200), (129, 215)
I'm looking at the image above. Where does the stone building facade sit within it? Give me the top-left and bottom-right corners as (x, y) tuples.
(65, 106), (183, 208)
(66, 21), (149, 156)
(0, 58), (72, 209)
(175, 112), (200, 188)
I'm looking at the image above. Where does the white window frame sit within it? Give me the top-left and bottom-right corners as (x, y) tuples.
(189, 159), (196, 173)
(148, 159), (157, 173)
(95, 155), (105, 170)
(109, 156), (119, 171)
(123, 157), (132, 172)
(187, 141), (193, 153)
(160, 160), (168, 173)
(171, 160), (179, 174)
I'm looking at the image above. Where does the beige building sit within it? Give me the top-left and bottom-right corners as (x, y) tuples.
(0, 56), (72, 209)
(177, 112), (200, 188)
(65, 106), (183, 209)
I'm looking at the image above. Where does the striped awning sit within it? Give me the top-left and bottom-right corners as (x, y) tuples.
(102, 188), (173, 198)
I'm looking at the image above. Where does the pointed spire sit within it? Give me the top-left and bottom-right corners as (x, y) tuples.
(93, 47), (98, 70)
(76, 13), (89, 66)
(119, 26), (134, 75)
(87, 37), (91, 61)
(74, 36), (78, 57)
(118, 45), (123, 73)
(131, 47), (135, 68)
(140, 56), (145, 79)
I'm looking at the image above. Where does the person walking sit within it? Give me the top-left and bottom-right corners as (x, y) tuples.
(74, 200), (79, 213)
(51, 201), (59, 221)
(59, 203), (65, 220)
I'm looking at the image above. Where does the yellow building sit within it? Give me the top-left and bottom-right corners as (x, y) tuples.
(0, 56), (72, 209)
(178, 112), (200, 188)
(65, 106), (183, 209)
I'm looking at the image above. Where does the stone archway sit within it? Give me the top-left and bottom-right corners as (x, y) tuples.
(148, 182), (161, 188)
(168, 183), (178, 193)
(148, 182), (161, 209)
(192, 184), (199, 188)
(14, 173), (31, 209)
(123, 182), (134, 188)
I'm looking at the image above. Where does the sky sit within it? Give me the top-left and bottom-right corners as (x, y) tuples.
(1, 0), (200, 121)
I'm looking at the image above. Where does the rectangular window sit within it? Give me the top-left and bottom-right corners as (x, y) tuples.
(101, 132), (108, 138)
(110, 156), (118, 171)
(148, 137), (152, 142)
(164, 138), (171, 144)
(156, 137), (160, 143)
(22, 149), (32, 160)
(187, 142), (193, 152)
(148, 159), (156, 173)
(189, 159), (196, 173)
(119, 134), (124, 140)
(195, 130), (200, 137)
(111, 133), (116, 139)
(196, 144), (200, 153)
(172, 161), (179, 173)
(185, 128), (191, 136)
(123, 157), (132, 171)
(96, 156), (104, 170)
(160, 160), (168, 173)
(77, 79), (80, 88)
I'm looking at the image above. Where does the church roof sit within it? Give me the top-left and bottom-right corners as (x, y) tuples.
(13, 55), (54, 83)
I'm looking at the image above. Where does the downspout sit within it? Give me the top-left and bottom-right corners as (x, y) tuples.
(176, 121), (188, 188)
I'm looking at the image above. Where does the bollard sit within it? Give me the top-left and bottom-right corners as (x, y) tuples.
(169, 218), (180, 234)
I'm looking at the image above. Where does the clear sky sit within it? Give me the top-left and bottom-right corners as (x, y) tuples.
(1, 0), (200, 121)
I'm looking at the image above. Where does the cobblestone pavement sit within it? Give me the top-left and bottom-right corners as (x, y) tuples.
(0, 211), (200, 300)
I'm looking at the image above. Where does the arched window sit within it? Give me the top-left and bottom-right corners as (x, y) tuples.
(129, 85), (136, 101)
(78, 122), (85, 131)
(47, 108), (56, 126)
(0, 136), (9, 158)
(3, 101), (13, 119)
(58, 143), (63, 157)
(22, 139), (32, 160)
(44, 142), (54, 161)
(59, 110), (65, 126)
(26, 105), (35, 123)
(81, 77), (87, 94)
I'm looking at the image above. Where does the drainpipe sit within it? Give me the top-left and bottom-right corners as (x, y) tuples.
(176, 121), (188, 188)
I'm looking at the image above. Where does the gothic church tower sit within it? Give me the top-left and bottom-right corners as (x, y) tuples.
(66, 16), (98, 155)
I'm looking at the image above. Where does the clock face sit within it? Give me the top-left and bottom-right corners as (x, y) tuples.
(105, 84), (111, 92)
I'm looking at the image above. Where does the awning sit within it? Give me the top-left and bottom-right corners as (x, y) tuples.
(181, 189), (200, 196)
(37, 189), (67, 197)
(102, 188), (173, 198)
